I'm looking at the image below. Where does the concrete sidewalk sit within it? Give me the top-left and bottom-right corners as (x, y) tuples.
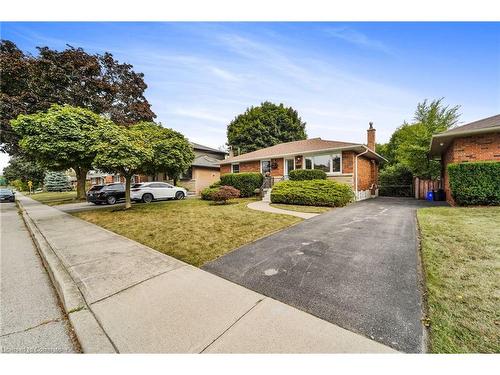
(247, 201), (319, 219)
(16, 194), (396, 353)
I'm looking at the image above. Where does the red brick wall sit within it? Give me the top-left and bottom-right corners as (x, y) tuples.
(271, 158), (284, 177)
(220, 164), (231, 175)
(357, 156), (373, 191)
(442, 132), (500, 204)
(342, 151), (355, 173)
(240, 160), (260, 173)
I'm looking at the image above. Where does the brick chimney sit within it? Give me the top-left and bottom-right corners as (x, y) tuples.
(367, 122), (376, 151)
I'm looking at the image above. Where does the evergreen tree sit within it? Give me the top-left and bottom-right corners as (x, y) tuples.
(44, 171), (72, 192)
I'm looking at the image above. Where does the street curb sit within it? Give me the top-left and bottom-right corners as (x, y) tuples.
(17, 198), (116, 353)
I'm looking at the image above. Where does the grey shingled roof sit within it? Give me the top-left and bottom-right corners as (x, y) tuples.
(437, 114), (500, 136)
(191, 155), (222, 168)
(190, 142), (227, 155)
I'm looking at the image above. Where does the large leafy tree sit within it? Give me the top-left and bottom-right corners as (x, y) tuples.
(92, 123), (153, 209)
(378, 98), (460, 179)
(11, 104), (112, 199)
(0, 40), (156, 154)
(2, 154), (46, 187)
(135, 122), (194, 185)
(227, 101), (307, 154)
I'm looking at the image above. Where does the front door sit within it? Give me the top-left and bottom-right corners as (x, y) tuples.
(285, 158), (295, 178)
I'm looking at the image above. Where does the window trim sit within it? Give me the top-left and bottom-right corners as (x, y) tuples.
(231, 163), (240, 173)
(303, 153), (343, 175)
(284, 157), (295, 176)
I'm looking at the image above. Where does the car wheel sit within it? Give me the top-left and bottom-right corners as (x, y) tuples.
(106, 196), (117, 205)
(142, 193), (153, 203)
(175, 191), (185, 200)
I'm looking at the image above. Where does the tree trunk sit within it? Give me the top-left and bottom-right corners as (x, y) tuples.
(75, 167), (88, 200)
(125, 175), (132, 209)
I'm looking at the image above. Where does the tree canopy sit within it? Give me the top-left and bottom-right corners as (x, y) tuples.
(11, 104), (113, 199)
(378, 98), (460, 179)
(134, 122), (194, 183)
(0, 40), (156, 154)
(227, 101), (307, 154)
(2, 154), (46, 187)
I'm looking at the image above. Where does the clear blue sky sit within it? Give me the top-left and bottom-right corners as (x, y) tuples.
(1, 22), (499, 170)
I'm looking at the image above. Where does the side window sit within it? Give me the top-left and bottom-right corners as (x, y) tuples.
(232, 164), (240, 173)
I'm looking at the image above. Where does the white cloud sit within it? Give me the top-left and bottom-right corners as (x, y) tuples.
(324, 26), (393, 55)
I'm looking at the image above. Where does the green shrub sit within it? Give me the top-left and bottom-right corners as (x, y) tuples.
(209, 180), (221, 188)
(220, 172), (263, 197)
(271, 180), (354, 207)
(448, 162), (500, 205)
(212, 185), (240, 204)
(10, 179), (28, 191)
(201, 187), (219, 200)
(288, 169), (327, 181)
(379, 164), (413, 197)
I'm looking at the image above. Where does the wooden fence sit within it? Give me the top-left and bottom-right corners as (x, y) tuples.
(413, 177), (442, 200)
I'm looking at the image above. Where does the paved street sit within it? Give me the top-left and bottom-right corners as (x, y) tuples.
(0, 202), (78, 353)
(204, 197), (448, 353)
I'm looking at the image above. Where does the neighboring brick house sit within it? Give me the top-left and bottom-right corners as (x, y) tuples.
(429, 114), (500, 204)
(86, 143), (227, 194)
(221, 124), (385, 201)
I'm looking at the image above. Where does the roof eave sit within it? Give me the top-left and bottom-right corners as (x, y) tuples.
(429, 125), (500, 158)
(221, 144), (386, 164)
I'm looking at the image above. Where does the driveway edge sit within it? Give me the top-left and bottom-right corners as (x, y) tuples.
(415, 210), (430, 353)
(17, 198), (117, 353)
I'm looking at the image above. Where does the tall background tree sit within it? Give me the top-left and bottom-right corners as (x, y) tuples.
(0, 40), (156, 155)
(11, 105), (113, 199)
(378, 98), (460, 179)
(2, 155), (46, 187)
(227, 101), (307, 154)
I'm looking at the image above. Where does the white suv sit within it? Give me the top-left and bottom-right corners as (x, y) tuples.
(131, 182), (187, 203)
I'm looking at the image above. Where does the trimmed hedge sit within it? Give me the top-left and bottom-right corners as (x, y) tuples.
(448, 161), (500, 206)
(288, 169), (327, 181)
(220, 172), (263, 197)
(271, 180), (354, 207)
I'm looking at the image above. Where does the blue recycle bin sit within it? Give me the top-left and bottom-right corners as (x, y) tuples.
(426, 191), (434, 201)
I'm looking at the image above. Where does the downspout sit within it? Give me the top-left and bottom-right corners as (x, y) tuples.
(354, 147), (369, 201)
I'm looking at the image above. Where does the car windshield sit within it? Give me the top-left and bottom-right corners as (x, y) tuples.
(0, 189), (12, 194)
(89, 185), (104, 191)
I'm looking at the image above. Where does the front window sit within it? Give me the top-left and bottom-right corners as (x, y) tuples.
(181, 167), (193, 180)
(305, 157), (313, 169)
(304, 154), (342, 174)
(313, 155), (330, 172)
(261, 160), (271, 174)
(232, 164), (240, 173)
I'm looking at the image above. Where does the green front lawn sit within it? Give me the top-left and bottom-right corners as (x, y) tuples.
(73, 198), (301, 267)
(417, 206), (500, 353)
(29, 191), (81, 206)
(269, 203), (331, 214)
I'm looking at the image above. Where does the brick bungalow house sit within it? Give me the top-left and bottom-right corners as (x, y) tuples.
(220, 123), (386, 201)
(429, 114), (500, 204)
(87, 142), (227, 194)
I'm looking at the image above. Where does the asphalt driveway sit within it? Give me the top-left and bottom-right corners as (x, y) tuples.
(203, 197), (447, 353)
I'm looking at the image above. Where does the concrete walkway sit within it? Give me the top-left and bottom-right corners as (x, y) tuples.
(247, 200), (319, 219)
(1, 202), (77, 353)
(16, 194), (395, 353)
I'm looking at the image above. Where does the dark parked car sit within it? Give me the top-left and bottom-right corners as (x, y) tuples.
(86, 183), (126, 205)
(0, 188), (15, 202)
